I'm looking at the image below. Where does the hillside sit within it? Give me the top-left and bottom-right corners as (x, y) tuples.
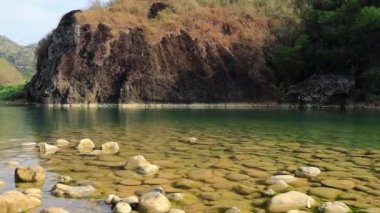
(0, 57), (25, 86)
(0, 35), (36, 79)
(26, 0), (380, 105)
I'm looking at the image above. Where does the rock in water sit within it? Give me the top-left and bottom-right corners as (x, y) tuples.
(15, 165), (45, 182)
(295, 166), (321, 178)
(139, 191), (171, 213)
(58, 175), (73, 184)
(22, 142), (37, 146)
(0, 191), (41, 212)
(167, 193), (183, 201)
(40, 208), (70, 213)
(266, 175), (298, 185)
(113, 202), (132, 213)
(268, 191), (316, 212)
(319, 201), (350, 213)
(51, 183), (95, 198)
(321, 179), (356, 190)
(76, 139), (95, 154)
(168, 209), (186, 213)
(124, 155), (159, 176)
(101, 142), (120, 154)
(124, 155), (151, 170)
(106, 194), (121, 205)
(38, 143), (59, 155)
(20, 188), (42, 199)
(137, 164), (159, 176)
(55, 139), (70, 147)
(225, 207), (241, 213)
(122, 196), (139, 209)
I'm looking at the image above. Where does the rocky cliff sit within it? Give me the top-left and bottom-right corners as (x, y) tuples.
(26, 10), (275, 104)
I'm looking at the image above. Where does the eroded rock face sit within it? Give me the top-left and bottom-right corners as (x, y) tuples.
(26, 10), (275, 104)
(282, 75), (355, 105)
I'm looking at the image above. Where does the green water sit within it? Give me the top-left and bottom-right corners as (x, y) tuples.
(1, 105), (379, 149)
(0, 105), (379, 212)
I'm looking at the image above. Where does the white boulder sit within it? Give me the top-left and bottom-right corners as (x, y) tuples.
(76, 139), (95, 154)
(266, 175), (298, 185)
(319, 201), (350, 213)
(139, 191), (171, 213)
(268, 191), (316, 212)
(295, 167), (321, 178)
(113, 202), (132, 213)
(101, 142), (120, 154)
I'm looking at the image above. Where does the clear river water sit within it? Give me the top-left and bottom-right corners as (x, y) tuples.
(0, 105), (379, 212)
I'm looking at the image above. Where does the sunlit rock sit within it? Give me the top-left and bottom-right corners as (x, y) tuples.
(15, 165), (45, 182)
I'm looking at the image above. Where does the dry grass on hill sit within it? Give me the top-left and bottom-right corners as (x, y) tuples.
(0, 58), (25, 86)
(76, 0), (302, 47)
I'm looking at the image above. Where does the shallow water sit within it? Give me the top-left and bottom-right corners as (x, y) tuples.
(0, 105), (379, 212)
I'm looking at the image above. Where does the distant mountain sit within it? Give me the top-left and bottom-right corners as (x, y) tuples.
(0, 57), (25, 86)
(0, 35), (36, 80)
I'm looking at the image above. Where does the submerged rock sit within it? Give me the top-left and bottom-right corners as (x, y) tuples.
(76, 138), (95, 154)
(22, 142), (37, 146)
(20, 188), (42, 199)
(51, 183), (95, 198)
(124, 155), (151, 170)
(15, 165), (45, 182)
(188, 137), (198, 144)
(58, 175), (73, 184)
(101, 142), (120, 154)
(321, 179), (356, 190)
(168, 209), (186, 213)
(268, 191), (316, 212)
(55, 139), (70, 147)
(295, 166), (321, 178)
(225, 207), (241, 213)
(0, 190), (41, 212)
(167, 193), (183, 201)
(266, 175), (298, 185)
(139, 191), (171, 213)
(319, 201), (350, 213)
(124, 155), (159, 176)
(38, 143), (59, 155)
(309, 187), (343, 200)
(40, 208), (70, 213)
(137, 164), (159, 176)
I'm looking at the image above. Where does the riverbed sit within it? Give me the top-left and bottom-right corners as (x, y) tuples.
(0, 105), (379, 212)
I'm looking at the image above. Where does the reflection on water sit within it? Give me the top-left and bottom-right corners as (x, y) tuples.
(0, 105), (379, 212)
(0, 105), (379, 148)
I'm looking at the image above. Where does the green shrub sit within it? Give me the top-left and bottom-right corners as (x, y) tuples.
(0, 85), (25, 100)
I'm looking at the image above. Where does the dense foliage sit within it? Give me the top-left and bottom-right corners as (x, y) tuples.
(0, 85), (24, 100)
(273, 0), (380, 100)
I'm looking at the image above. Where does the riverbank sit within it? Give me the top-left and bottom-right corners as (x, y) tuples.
(38, 102), (380, 110)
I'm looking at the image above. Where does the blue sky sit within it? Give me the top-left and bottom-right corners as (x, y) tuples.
(0, 0), (109, 46)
